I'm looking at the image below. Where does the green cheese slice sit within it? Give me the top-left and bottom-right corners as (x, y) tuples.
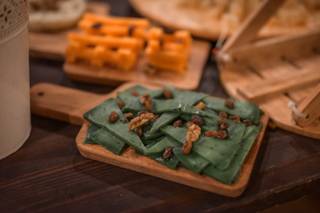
(203, 125), (261, 184)
(204, 96), (261, 124)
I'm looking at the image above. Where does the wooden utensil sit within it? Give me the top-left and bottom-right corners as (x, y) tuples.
(30, 82), (268, 197)
(29, 1), (110, 60)
(217, 0), (320, 139)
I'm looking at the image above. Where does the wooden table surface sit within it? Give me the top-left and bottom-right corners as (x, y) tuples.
(1, 1), (320, 212)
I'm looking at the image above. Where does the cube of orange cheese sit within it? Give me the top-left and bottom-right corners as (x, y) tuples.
(66, 42), (137, 70)
(68, 32), (143, 53)
(144, 29), (192, 73)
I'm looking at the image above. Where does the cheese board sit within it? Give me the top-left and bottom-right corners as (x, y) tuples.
(129, 0), (320, 40)
(29, 1), (109, 60)
(30, 82), (268, 197)
(216, 0), (320, 139)
(63, 40), (210, 90)
(61, 12), (210, 90)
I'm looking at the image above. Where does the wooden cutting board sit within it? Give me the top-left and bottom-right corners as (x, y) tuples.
(30, 82), (269, 197)
(63, 40), (210, 90)
(129, 0), (317, 40)
(29, 1), (109, 60)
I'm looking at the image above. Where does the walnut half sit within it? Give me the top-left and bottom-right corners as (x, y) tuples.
(129, 112), (155, 130)
(182, 122), (201, 155)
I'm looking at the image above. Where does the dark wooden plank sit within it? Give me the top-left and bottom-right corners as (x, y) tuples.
(0, 0), (320, 212)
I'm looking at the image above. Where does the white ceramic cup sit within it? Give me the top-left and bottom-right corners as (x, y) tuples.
(0, 0), (30, 160)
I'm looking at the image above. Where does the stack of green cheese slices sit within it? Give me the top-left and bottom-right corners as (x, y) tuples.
(84, 85), (262, 184)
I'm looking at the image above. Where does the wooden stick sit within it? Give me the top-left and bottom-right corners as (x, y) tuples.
(294, 83), (320, 127)
(237, 69), (320, 102)
(221, 0), (285, 53)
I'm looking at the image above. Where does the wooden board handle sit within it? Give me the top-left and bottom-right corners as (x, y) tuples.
(31, 83), (104, 125)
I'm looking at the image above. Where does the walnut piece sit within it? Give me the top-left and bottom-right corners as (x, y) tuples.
(139, 94), (153, 111)
(182, 123), (201, 155)
(129, 112), (155, 130)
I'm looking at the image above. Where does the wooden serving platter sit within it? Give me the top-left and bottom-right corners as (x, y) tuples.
(129, 0), (316, 40)
(29, 1), (109, 60)
(63, 40), (210, 90)
(30, 82), (268, 197)
(216, 0), (320, 139)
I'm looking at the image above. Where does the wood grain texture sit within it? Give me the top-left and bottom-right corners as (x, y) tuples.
(63, 40), (210, 90)
(129, 0), (312, 40)
(222, 0), (284, 52)
(29, 1), (110, 60)
(2, 52), (320, 213)
(295, 83), (320, 127)
(2, 1), (320, 212)
(219, 28), (320, 139)
(237, 69), (320, 102)
(30, 82), (269, 197)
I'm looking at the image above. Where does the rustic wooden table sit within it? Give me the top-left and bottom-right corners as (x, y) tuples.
(1, 1), (320, 212)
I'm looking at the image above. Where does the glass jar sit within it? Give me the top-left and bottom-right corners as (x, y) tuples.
(0, 0), (30, 159)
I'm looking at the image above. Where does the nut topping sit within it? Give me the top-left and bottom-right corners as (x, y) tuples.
(182, 123), (201, 155)
(219, 111), (228, 120)
(131, 90), (139, 97)
(139, 94), (153, 111)
(230, 115), (241, 123)
(243, 119), (253, 126)
(162, 147), (173, 159)
(191, 115), (204, 126)
(124, 112), (134, 121)
(194, 101), (206, 110)
(116, 99), (125, 109)
(129, 112), (155, 130)
(219, 121), (228, 130)
(205, 130), (228, 139)
(163, 89), (173, 99)
(108, 111), (119, 123)
(173, 119), (183, 128)
(134, 127), (143, 137)
(225, 99), (235, 109)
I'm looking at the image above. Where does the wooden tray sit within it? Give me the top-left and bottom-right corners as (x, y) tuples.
(216, 0), (320, 139)
(129, 0), (314, 40)
(29, 1), (109, 60)
(63, 40), (210, 90)
(30, 82), (268, 197)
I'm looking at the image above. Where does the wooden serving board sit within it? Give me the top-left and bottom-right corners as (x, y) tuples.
(129, 0), (314, 40)
(30, 82), (269, 197)
(29, 1), (109, 60)
(63, 40), (210, 90)
(219, 29), (320, 139)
